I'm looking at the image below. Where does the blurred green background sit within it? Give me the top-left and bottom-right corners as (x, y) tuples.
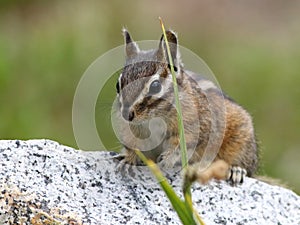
(0, 1), (299, 193)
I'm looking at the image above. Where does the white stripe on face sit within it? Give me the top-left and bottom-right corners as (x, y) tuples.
(128, 74), (161, 109)
(130, 72), (171, 108)
(117, 71), (174, 117)
(118, 73), (124, 112)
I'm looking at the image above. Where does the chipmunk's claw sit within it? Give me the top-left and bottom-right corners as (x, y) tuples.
(227, 166), (247, 185)
(113, 153), (144, 179)
(156, 149), (182, 169)
(113, 154), (127, 172)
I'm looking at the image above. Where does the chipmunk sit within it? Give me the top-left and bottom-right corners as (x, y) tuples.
(114, 28), (258, 185)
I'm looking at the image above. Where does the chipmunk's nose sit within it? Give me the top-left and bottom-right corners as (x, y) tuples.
(122, 107), (135, 121)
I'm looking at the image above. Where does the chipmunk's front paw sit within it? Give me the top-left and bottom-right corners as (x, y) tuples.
(227, 166), (247, 185)
(113, 154), (129, 172)
(157, 151), (182, 169)
(113, 153), (143, 176)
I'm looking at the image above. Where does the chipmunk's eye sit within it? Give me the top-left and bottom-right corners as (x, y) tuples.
(148, 80), (162, 95)
(116, 81), (120, 94)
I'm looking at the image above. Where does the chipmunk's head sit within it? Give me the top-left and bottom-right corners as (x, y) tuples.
(116, 29), (182, 122)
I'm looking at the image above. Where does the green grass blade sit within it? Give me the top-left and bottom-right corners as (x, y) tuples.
(159, 18), (205, 225)
(135, 150), (197, 225)
(159, 18), (189, 171)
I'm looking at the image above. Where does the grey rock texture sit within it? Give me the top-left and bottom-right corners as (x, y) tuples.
(0, 139), (299, 225)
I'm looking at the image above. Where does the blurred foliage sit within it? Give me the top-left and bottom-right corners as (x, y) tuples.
(0, 0), (299, 193)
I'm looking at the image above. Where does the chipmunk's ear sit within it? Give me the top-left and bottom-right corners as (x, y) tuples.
(157, 30), (181, 72)
(122, 28), (140, 59)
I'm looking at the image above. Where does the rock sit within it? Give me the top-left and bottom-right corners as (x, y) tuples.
(0, 139), (299, 225)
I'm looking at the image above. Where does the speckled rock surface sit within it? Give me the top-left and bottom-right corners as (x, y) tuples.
(0, 139), (299, 224)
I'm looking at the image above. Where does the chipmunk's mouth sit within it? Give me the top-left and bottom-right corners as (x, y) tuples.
(122, 111), (154, 128)
(122, 108), (135, 121)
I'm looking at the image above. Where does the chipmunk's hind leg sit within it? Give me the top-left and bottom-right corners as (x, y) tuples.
(226, 166), (247, 185)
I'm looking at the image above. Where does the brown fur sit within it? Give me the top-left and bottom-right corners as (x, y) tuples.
(116, 29), (258, 181)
